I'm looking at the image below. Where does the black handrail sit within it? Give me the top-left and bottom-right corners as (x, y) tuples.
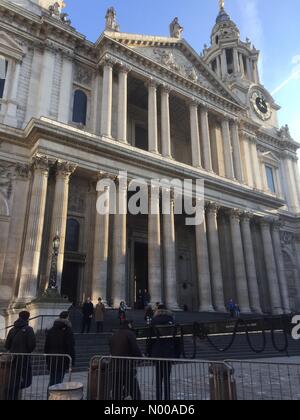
(0, 315), (59, 333)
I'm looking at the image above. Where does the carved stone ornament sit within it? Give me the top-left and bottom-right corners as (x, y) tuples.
(278, 125), (293, 141)
(48, 1), (71, 25)
(0, 162), (14, 200)
(153, 49), (199, 82)
(280, 231), (294, 247)
(74, 65), (93, 86)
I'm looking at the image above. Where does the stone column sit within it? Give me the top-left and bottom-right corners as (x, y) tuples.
(206, 203), (226, 312)
(239, 54), (245, 77)
(196, 207), (214, 312)
(271, 221), (291, 314)
(117, 64), (131, 143)
(216, 55), (222, 78)
(92, 177), (110, 305)
(230, 121), (244, 183)
(228, 209), (251, 313)
(294, 234), (300, 306)
(260, 219), (283, 315)
(240, 132), (254, 187)
(240, 213), (262, 313)
(100, 56), (114, 138)
(148, 79), (159, 154)
(250, 138), (263, 190)
(233, 49), (240, 74)
(18, 155), (49, 302)
(292, 159), (300, 203)
(189, 100), (202, 168)
(1, 164), (31, 302)
(221, 118), (235, 179)
(38, 48), (55, 118)
(246, 58), (253, 82)
(4, 60), (21, 126)
(46, 161), (77, 294)
(58, 55), (73, 124)
(200, 105), (213, 172)
(148, 184), (162, 305)
(161, 85), (172, 158)
(162, 191), (179, 310)
(111, 176), (128, 308)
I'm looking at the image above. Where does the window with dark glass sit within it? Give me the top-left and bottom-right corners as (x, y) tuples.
(72, 90), (87, 125)
(226, 49), (234, 74)
(211, 59), (217, 73)
(0, 56), (8, 99)
(65, 218), (80, 252)
(266, 166), (276, 193)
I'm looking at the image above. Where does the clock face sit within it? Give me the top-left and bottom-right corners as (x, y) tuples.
(250, 91), (272, 121)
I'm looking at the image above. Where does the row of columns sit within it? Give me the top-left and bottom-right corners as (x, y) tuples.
(92, 176), (291, 314)
(100, 56), (244, 183)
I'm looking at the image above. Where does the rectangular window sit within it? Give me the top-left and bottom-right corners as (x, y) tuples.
(135, 125), (148, 151)
(226, 49), (234, 74)
(266, 166), (276, 193)
(0, 56), (8, 99)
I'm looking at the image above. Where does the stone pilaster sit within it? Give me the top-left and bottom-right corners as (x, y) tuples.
(58, 55), (73, 124)
(189, 100), (202, 168)
(100, 55), (114, 138)
(249, 137), (263, 191)
(260, 218), (283, 315)
(111, 176), (128, 308)
(200, 105), (213, 172)
(117, 63), (131, 143)
(148, 79), (159, 154)
(195, 207), (214, 312)
(221, 117), (235, 180)
(46, 161), (77, 294)
(4, 61), (21, 126)
(38, 48), (55, 118)
(228, 209), (251, 313)
(271, 221), (291, 314)
(18, 155), (50, 302)
(240, 213), (262, 313)
(206, 202), (225, 312)
(161, 85), (172, 159)
(148, 184), (162, 305)
(162, 191), (179, 310)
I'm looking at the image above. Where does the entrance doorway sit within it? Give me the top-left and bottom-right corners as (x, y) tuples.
(61, 262), (80, 305)
(134, 242), (148, 308)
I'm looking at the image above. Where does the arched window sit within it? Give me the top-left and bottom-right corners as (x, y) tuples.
(65, 218), (80, 252)
(0, 56), (8, 99)
(72, 90), (87, 125)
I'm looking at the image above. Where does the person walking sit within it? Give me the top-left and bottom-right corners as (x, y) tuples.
(81, 297), (94, 334)
(44, 312), (75, 387)
(118, 301), (127, 324)
(228, 299), (236, 318)
(144, 305), (154, 325)
(150, 305), (177, 401)
(109, 321), (142, 400)
(5, 311), (36, 400)
(143, 289), (151, 308)
(95, 298), (105, 333)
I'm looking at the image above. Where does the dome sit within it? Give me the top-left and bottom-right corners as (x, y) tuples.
(216, 9), (231, 24)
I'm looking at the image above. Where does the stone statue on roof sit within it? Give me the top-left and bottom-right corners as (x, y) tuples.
(170, 17), (184, 39)
(105, 7), (120, 32)
(279, 125), (292, 141)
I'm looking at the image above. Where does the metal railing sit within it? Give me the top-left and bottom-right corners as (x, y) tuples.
(0, 315), (61, 339)
(88, 356), (236, 401)
(0, 353), (72, 400)
(225, 360), (300, 401)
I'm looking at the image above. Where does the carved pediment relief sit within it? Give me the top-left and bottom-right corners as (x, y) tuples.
(74, 64), (93, 87)
(0, 32), (25, 61)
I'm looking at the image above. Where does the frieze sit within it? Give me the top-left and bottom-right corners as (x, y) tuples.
(281, 231), (294, 247)
(74, 65), (94, 87)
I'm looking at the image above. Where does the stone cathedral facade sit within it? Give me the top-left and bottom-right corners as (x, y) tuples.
(0, 0), (300, 323)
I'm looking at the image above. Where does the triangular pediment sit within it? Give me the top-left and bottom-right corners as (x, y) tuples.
(261, 151), (280, 164)
(0, 31), (25, 60)
(102, 32), (242, 106)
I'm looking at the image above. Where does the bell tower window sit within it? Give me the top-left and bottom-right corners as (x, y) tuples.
(0, 55), (8, 99)
(226, 49), (234, 74)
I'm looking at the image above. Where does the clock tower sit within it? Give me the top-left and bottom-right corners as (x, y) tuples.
(202, 1), (280, 130)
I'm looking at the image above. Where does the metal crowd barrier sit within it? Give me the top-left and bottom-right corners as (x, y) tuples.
(0, 353), (72, 401)
(88, 356), (236, 401)
(225, 360), (300, 401)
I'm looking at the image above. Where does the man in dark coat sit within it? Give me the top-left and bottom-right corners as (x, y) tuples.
(109, 321), (142, 400)
(5, 311), (36, 400)
(44, 312), (75, 387)
(150, 305), (177, 401)
(81, 297), (94, 334)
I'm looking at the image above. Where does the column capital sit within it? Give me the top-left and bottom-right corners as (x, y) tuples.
(272, 219), (283, 231)
(199, 102), (209, 112)
(259, 217), (276, 228)
(205, 201), (220, 214)
(55, 161), (77, 178)
(146, 77), (160, 89)
(100, 54), (116, 68)
(96, 171), (117, 182)
(117, 62), (132, 74)
(31, 154), (49, 173)
(240, 212), (254, 223)
(227, 208), (242, 220)
(160, 83), (172, 94)
(188, 97), (201, 108)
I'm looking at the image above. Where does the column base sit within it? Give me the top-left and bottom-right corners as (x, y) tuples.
(272, 308), (284, 315)
(240, 307), (252, 314)
(198, 305), (215, 313)
(215, 306), (227, 313)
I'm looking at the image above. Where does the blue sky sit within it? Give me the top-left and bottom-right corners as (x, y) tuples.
(65, 0), (300, 142)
